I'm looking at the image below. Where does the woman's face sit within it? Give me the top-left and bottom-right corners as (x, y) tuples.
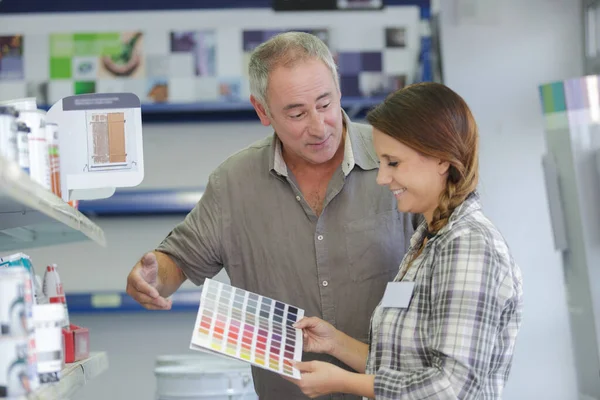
(372, 128), (449, 225)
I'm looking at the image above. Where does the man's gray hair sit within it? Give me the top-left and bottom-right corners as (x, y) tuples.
(248, 31), (340, 114)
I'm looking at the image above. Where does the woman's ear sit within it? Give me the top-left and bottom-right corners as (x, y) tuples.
(438, 160), (450, 175)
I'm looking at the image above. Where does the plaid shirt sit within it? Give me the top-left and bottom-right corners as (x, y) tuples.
(365, 192), (523, 399)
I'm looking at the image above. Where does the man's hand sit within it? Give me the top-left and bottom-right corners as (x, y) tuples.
(126, 252), (172, 310)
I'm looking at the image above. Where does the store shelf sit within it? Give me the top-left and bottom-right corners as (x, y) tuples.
(78, 188), (204, 216)
(0, 156), (106, 252)
(38, 96), (387, 123)
(28, 352), (108, 400)
(67, 289), (201, 313)
(0, 0), (430, 15)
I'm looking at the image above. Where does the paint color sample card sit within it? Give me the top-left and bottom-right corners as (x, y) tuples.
(190, 278), (305, 378)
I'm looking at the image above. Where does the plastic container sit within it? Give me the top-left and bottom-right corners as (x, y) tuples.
(16, 121), (31, 175)
(0, 253), (41, 306)
(154, 363), (257, 400)
(0, 267), (29, 338)
(0, 336), (31, 397)
(0, 97), (37, 112)
(0, 106), (18, 163)
(19, 109), (50, 190)
(45, 122), (62, 198)
(33, 304), (64, 384)
(0, 266), (39, 393)
(42, 264), (70, 329)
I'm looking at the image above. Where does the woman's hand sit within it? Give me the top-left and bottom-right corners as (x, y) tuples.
(284, 361), (350, 398)
(294, 316), (339, 355)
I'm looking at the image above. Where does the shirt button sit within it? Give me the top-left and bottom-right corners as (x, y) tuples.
(322, 281), (329, 287)
(296, 195), (301, 201)
(317, 235), (324, 241)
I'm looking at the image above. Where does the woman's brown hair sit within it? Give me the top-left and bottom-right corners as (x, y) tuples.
(366, 82), (479, 234)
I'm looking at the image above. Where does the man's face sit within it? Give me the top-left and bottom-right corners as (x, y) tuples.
(252, 58), (344, 165)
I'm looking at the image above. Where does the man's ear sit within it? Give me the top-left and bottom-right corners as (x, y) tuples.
(250, 95), (271, 127)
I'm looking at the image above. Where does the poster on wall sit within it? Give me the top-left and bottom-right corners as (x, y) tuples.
(0, 5), (425, 108)
(48, 32), (145, 98)
(50, 32), (145, 80)
(170, 31), (217, 77)
(0, 35), (24, 80)
(336, 26), (410, 98)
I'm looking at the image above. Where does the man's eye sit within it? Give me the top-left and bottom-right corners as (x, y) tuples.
(388, 162), (398, 167)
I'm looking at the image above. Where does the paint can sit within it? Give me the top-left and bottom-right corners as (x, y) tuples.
(154, 361), (257, 400)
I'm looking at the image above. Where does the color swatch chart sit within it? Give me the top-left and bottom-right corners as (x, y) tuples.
(190, 279), (305, 378)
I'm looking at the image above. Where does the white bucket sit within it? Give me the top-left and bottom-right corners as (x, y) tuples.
(155, 353), (247, 369)
(154, 356), (257, 400)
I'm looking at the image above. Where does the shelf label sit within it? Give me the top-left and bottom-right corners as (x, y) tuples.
(91, 294), (121, 308)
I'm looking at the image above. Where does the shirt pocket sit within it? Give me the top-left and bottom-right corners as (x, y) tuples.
(344, 210), (402, 283)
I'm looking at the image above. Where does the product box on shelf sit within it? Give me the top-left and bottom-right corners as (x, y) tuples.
(62, 324), (90, 363)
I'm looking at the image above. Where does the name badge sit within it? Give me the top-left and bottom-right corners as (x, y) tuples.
(381, 282), (415, 308)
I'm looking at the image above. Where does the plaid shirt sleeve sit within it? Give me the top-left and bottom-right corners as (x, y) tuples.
(373, 229), (520, 399)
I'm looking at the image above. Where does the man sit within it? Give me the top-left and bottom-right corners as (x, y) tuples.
(126, 32), (414, 400)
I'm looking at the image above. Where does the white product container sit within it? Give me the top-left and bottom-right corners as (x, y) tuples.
(0, 267), (28, 338)
(16, 121), (30, 175)
(0, 336), (31, 397)
(45, 122), (62, 198)
(0, 106), (18, 163)
(42, 264), (70, 329)
(0, 267), (39, 394)
(0, 97), (37, 112)
(19, 109), (50, 190)
(32, 304), (64, 384)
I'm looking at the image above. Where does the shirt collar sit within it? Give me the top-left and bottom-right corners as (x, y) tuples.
(269, 110), (376, 176)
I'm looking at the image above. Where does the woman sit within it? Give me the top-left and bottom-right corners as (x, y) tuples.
(286, 82), (523, 399)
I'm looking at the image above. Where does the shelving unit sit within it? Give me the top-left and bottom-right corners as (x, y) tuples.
(0, 155), (106, 252)
(27, 352), (108, 400)
(39, 96), (387, 123)
(0, 154), (109, 397)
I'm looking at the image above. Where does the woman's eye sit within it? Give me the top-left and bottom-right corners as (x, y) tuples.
(388, 162), (398, 167)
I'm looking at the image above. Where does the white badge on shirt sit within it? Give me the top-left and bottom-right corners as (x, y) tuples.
(381, 282), (415, 308)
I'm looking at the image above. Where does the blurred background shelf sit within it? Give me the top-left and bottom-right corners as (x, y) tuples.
(39, 96), (390, 123)
(78, 188), (204, 216)
(67, 290), (201, 313)
(0, 155), (106, 252)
